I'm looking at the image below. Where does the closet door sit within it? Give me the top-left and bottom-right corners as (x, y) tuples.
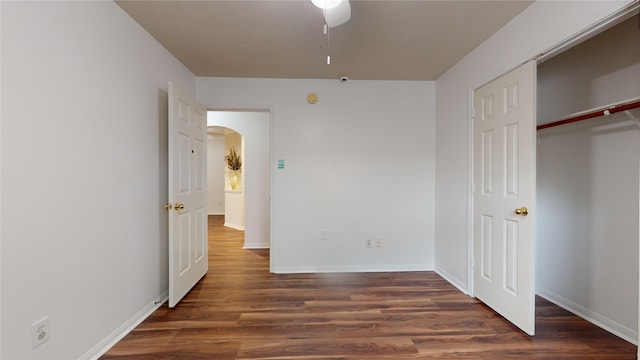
(473, 60), (536, 335)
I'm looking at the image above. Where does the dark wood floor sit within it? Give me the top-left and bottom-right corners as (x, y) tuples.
(101, 215), (637, 359)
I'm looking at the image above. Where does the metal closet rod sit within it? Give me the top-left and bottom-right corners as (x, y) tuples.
(537, 100), (640, 131)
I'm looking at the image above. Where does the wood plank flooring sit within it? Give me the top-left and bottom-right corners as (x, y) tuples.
(101, 215), (637, 359)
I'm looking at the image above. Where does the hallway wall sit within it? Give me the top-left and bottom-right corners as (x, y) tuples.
(207, 134), (225, 215)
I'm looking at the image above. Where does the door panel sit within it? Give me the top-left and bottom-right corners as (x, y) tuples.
(473, 61), (536, 335)
(481, 214), (493, 280)
(168, 82), (208, 308)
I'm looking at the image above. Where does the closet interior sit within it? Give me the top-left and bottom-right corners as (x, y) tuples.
(536, 15), (640, 344)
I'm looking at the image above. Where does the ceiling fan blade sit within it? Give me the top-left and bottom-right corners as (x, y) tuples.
(324, 0), (350, 28)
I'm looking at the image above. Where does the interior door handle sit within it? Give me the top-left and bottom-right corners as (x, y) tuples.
(514, 207), (528, 216)
(174, 203), (185, 210)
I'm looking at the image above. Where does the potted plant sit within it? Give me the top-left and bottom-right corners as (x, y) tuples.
(224, 147), (241, 190)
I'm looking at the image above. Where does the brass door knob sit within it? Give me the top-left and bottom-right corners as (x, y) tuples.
(164, 203), (173, 210)
(174, 203), (185, 210)
(515, 207), (528, 216)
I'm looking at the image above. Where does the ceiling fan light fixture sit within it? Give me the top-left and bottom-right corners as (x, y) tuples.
(311, 0), (343, 10)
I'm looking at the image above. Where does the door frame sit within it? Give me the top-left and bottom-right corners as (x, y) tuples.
(467, 0), (640, 334)
(205, 108), (273, 257)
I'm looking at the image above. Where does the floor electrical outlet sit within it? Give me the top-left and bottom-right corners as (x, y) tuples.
(31, 316), (50, 349)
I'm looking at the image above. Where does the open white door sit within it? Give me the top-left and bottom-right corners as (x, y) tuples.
(473, 61), (536, 335)
(167, 81), (208, 308)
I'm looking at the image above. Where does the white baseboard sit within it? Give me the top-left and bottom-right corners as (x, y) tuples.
(79, 291), (168, 360)
(435, 266), (469, 295)
(243, 243), (270, 249)
(272, 264), (432, 274)
(224, 222), (244, 230)
(208, 212), (224, 216)
(537, 287), (637, 345)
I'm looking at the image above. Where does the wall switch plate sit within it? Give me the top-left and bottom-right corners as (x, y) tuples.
(31, 316), (50, 349)
(320, 230), (328, 241)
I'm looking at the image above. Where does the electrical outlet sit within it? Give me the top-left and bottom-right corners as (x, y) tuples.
(320, 230), (328, 241)
(365, 238), (372, 248)
(376, 238), (382, 248)
(31, 316), (50, 349)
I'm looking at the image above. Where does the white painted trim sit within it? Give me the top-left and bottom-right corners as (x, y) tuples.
(272, 264), (432, 274)
(0, 0), (3, 353)
(208, 212), (225, 216)
(243, 243), (270, 249)
(79, 291), (168, 360)
(538, 288), (637, 346)
(0, 1), (3, 354)
(224, 223), (245, 231)
(269, 107), (275, 274)
(435, 266), (469, 295)
(467, 87), (475, 298)
(536, 2), (639, 64)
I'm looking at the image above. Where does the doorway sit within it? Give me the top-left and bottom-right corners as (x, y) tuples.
(535, 14), (640, 344)
(206, 110), (271, 250)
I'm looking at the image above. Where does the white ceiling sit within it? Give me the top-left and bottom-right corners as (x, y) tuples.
(116, 0), (534, 81)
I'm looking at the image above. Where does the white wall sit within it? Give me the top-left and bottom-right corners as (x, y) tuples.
(536, 17), (640, 343)
(207, 134), (225, 215)
(206, 111), (270, 249)
(1, 2), (195, 359)
(198, 78), (435, 273)
(434, 0), (636, 291)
